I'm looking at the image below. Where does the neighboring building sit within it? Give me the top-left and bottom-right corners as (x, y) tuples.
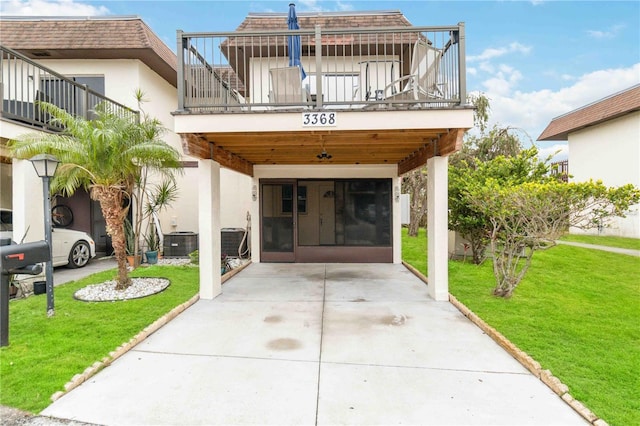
(0, 17), (252, 255)
(538, 84), (640, 238)
(174, 8), (474, 299)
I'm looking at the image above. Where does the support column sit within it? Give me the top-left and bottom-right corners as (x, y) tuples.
(250, 177), (260, 263)
(392, 176), (402, 263)
(12, 159), (44, 243)
(198, 159), (221, 299)
(427, 156), (449, 301)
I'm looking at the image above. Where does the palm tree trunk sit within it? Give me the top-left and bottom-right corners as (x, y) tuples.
(91, 185), (131, 290)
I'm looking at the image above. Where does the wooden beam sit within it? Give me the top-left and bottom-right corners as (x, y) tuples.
(438, 128), (466, 156)
(180, 133), (254, 177)
(210, 144), (254, 177)
(397, 141), (434, 175)
(180, 133), (210, 159)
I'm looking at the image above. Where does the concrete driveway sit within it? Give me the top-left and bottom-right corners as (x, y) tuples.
(42, 263), (586, 425)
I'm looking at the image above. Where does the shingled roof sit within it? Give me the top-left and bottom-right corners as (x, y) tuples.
(0, 16), (177, 87)
(236, 9), (412, 31)
(538, 84), (640, 141)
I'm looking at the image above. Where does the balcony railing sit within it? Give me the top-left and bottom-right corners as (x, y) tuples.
(177, 24), (465, 113)
(1, 45), (138, 130)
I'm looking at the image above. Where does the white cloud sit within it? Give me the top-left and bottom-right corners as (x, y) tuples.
(480, 63), (640, 144)
(587, 24), (625, 39)
(538, 143), (568, 162)
(1, 0), (109, 15)
(481, 66), (523, 96)
(468, 42), (531, 62)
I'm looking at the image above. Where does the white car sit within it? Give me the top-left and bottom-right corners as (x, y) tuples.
(0, 208), (96, 268)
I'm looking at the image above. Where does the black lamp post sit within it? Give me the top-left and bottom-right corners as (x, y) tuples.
(29, 154), (59, 317)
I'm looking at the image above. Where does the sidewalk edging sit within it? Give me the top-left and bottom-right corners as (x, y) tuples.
(401, 262), (607, 426)
(448, 294), (606, 426)
(50, 261), (254, 403)
(50, 293), (200, 403)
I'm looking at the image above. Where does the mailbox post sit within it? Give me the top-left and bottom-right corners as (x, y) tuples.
(0, 240), (50, 347)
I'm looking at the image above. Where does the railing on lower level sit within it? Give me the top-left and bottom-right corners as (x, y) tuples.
(177, 24), (466, 113)
(551, 160), (569, 182)
(0, 45), (138, 130)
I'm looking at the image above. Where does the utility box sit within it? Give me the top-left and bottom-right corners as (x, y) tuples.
(221, 228), (248, 258)
(163, 232), (198, 257)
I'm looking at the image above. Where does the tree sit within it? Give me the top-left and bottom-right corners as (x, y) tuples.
(468, 179), (640, 297)
(402, 94), (492, 236)
(401, 167), (428, 236)
(9, 94), (181, 290)
(449, 147), (553, 263)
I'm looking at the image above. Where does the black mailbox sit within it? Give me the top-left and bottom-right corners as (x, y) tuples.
(0, 241), (50, 275)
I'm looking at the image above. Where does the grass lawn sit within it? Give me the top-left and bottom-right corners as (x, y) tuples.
(402, 228), (640, 426)
(559, 233), (640, 250)
(0, 265), (199, 413)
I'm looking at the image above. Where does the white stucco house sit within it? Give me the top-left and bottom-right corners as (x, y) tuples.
(538, 84), (640, 238)
(0, 16), (251, 257)
(173, 8), (474, 299)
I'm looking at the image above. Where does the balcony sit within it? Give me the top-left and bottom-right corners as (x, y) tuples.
(1, 45), (138, 132)
(174, 20), (473, 176)
(177, 24), (465, 112)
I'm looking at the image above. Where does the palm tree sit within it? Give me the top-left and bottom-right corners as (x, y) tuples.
(9, 96), (181, 290)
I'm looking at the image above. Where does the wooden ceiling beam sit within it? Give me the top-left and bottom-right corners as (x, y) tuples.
(180, 133), (254, 177)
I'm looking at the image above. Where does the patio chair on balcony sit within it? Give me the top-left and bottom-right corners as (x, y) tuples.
(269, 66), (310, 106)
(383, 39), (444, 105)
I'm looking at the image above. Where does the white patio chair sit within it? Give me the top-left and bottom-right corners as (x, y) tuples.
(383, 39), (444, 104)
(269, 66), (310, 105)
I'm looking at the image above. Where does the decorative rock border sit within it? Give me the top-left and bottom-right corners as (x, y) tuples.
(402, 262), (608, 426)
(51, 293), (200, 402)
(51, 260), (252, 402)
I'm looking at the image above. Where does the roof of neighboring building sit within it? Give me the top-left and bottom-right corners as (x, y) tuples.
(0, 16), (177, 87)
(538, 84), (640, 141)
(236, 9), (413, 31)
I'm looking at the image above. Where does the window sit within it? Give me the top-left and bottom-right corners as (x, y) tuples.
(281, 185), (293, 214)
(297, 185), (307, 214)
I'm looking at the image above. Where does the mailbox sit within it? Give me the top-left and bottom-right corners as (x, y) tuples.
(0, 240), (50, 275)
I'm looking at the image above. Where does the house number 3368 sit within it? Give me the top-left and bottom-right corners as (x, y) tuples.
(302, 112), (337, 127)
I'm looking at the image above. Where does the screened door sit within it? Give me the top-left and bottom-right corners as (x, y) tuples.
(260, 182), (295, 262)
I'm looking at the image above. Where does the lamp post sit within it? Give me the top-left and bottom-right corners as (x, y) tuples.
(29, 154), (59, 317)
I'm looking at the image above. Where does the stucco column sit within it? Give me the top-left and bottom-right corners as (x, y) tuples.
(392, 175), (402, 263)
(250, 177), (260, 263)
(12, 159), (44, 243)
(427, 156), (448, 301)
(198, 159), (221, 299)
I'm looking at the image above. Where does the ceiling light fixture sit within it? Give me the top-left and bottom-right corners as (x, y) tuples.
(316, 149), (332, 160)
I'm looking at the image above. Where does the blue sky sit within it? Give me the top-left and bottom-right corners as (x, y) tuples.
(3, 0), (639, 159)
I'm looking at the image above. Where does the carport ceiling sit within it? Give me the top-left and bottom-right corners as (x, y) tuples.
(181, 127), (465, 176)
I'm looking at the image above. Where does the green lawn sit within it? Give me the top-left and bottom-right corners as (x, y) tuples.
(559, 233), (640, 250)
(402, 228), (640, 426)
(0, 265), (199, 413)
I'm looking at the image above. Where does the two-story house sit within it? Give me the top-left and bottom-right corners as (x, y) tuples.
(173, 8), (474, 299)
(1, 16), (252, 256)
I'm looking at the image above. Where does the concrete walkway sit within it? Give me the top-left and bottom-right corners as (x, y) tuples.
(53, 256), (117, 286)
(556, 240), (640, 257)
(40, 263), (586, 425)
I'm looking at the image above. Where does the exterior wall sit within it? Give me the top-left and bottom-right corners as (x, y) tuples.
(568, 112), (640, 238)
(9, 58), (251, 243)
(251, 164), (401, 263)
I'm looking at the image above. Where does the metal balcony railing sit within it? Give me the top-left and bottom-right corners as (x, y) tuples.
(177, 24), (466, 113)
(0, 45), (138, 130)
